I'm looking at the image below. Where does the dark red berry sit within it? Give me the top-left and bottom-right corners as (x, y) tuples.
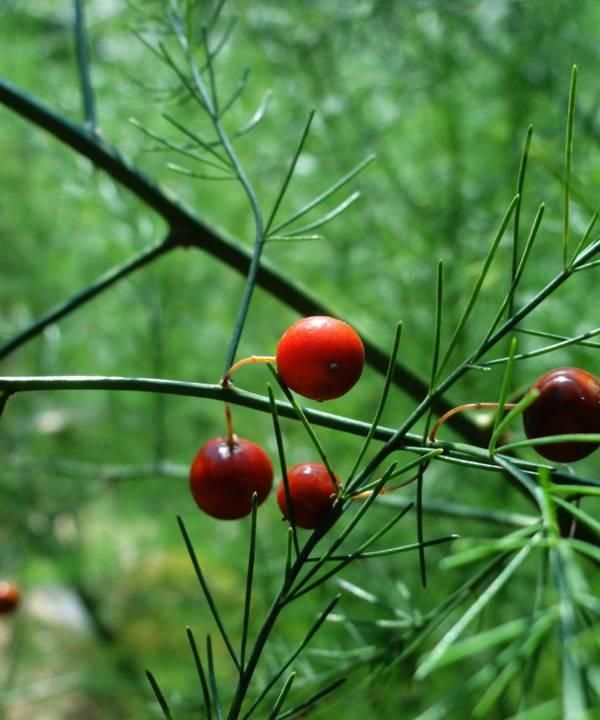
(190, 436), (273, 520)
(276, 316), (365, 402)
(277, 463), (340, 529)
(523, 367), (600, 462)
(0, 581), (20, 615)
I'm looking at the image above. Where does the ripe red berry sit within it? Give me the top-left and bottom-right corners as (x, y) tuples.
(0, 581), (20, 615)
(523, 367), (600, 462)
(189, 436), (273, 520)
(277, 463), (340, 529)
(276, 316), (365, 401)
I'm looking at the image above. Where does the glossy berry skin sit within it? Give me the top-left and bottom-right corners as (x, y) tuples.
(277, 463), (340, 530)
(0, 581), (20, 615)
(523, 367), (600, 462)
(189, 436), (273, 520)
(276, 316), (365, 401)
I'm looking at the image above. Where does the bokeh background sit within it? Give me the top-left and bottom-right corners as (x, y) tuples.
(1, 1), (599, 718)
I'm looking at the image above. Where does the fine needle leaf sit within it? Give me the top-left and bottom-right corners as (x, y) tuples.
(308, 533), (457, 561)
(483, 202), (545, 346)
(415, 460), (427, 588)
(267, 365), (338, 493)
(268, 153), (376, 236)
(436, 193), (519, 381)
(552, 495), (600, 537)
(482, 326), (600, 366)
(145, 670), (173, 720)
(268, 234), (323, 243)
(264, 111), (315, 236)
(569, 207), (599, 266)
(347, 322), (403, 486)
(551, 544), (587, 720)
(509, 125), (533, 318)
(241, 595), (341, 719)
(268, 385), (300, 557)
(167, 163), (236, 180)
(186, 627), (212, 720)
(489, 388), (539, 454)
(416, 261), (444, 587)
(284, 527), (294, 587)
(233, 90), (272, 138)
(177, 516), (241, 670)
(440, 524), (541, 569)
(497, 433), (600, 456)
(201, 26), (219, 114)
(206, 636), (223, 720)
(162, 112), (231, 167)
(488, 336), (518, 453)
(354, 449), (442, 494)
(274, 677), (347, 720)
(207, 0), (227, 31)
(563, 65), (577, 269)
(278, 192), (361, 237)
(517, 326), (600, 350)
(184, 0), (194, 46)
(220, 67), (250, 116)
(430, 261), (444, 390)
(129, 117), (230, 172)
(427, 617), (529, 671)
(267, 673), (296, 720)
(241, 493), (259, 670)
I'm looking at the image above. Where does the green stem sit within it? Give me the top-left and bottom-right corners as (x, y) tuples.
(73, 0), (97, 131)
(2, 375), (597, 492)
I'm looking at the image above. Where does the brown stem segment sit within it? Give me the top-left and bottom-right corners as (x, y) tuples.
(221, 355), (276, 387)
(429, 402), (516, 444)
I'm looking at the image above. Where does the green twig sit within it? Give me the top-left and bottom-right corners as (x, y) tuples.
(240, 495), (258, 671)
(146, 671), (173, 720)
(268, 386), (300, 557)
(186, 627), (212, 720)
(73, 0), (97, 131)
(563, 66), (577, 269)
(509, 125), (533, 318)
(178, 516), (241, 671)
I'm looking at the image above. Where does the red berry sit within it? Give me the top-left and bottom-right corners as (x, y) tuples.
(277, 463), (340, 529)
(189, 436), (273, 520)
(523, 367), (600, 462)
(0, 581), (20, 615)
(276, 316), (365, 401)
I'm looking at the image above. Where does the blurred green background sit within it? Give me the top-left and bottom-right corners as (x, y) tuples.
(1, 1), (599, 718)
